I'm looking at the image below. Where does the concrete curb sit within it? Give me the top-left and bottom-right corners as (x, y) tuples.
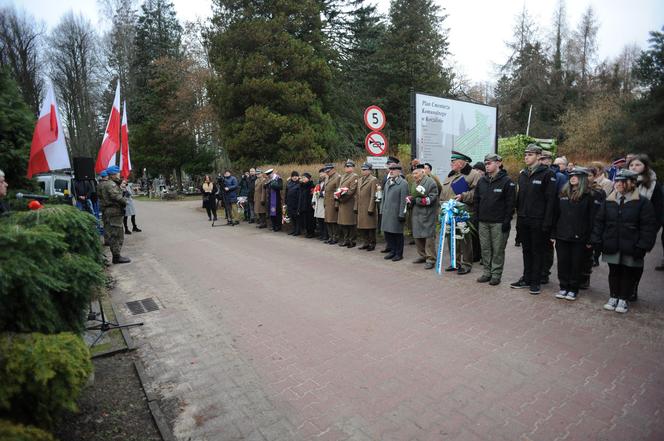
(134, 360), (176, 441)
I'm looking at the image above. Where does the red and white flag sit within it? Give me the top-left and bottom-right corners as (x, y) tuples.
(95, 81), (121, 173)
(120, 101), (131, 179)
(27, 83), (70, 178)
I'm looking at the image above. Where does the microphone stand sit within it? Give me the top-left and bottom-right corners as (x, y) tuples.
(87, 298), (143, 348)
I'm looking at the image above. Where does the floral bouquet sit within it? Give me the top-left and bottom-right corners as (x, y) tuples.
(282, 204), (290, 224)
(435, 199), (473, 274)
(404, 184), (427, 214)
(334, 187), (349, 200)
(237, 196), (248, 212)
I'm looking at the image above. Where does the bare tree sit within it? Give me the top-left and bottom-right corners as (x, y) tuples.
(502, 5), (538, 74)
(101, 0), (138, 98)
(570, 6), (599, 92)
(0, 6), (45, 113)
(48, 12), (104, 158)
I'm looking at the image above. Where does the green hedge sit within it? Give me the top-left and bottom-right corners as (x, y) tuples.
(498, 135), (557, 159)
(0, 419), (56, 441)
(0, 333), (92, 430)
(0, 206), (104, 333)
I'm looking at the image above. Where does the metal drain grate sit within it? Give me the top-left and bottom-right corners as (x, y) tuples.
(126, 298), (161, 315)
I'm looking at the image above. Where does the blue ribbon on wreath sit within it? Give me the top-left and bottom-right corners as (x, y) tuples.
(436, 199), (471, 275)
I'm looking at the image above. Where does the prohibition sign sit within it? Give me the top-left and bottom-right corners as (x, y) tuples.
(365, 131), (388, 156)
(364, 105), (386, 131)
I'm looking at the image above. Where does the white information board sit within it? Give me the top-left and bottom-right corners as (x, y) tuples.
(414, 93), (497, 179)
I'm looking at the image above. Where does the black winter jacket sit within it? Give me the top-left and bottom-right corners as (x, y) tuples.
(473, 169), (516, 224)
(552, 191), (603, 243)
(285, 179), (301, 216)
(591, 190), (657, 256)
(516, 164), (557, 229)
(297, 180), (315, 214)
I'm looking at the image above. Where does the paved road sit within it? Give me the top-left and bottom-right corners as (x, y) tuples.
(110, 199), (664, 441)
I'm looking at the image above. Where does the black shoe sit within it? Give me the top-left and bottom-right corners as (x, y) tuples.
(112, 255), (131, 264)
(338, 241), (349, 247)
(258, 225), (267, 229)
(529, 284), (541, 295)
(510, 278), (529, 289)
(424, 262), (434, 270)
(445, 265), (457, 272)
(540, 277), (550, 285)
(457, 267), (471, 275)
(328, 240), (338, 245)
(477, 275), (491, 283)
(358, 244), (368, 250)
(392, 255), (403, 261)
(489, 278), (501, 286)
(305, 233), (315, 238)
(412, 257), (426, 264)
(124, 229), (132, 235)
(384, 253), (396, 260)
(132, 227), (142, 232)
(366, 245), (375, 251)
(380, 248), (392, 253)
(347, 242), (356, 248)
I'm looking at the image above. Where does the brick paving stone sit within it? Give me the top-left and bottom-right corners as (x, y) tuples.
(109, 200), (664, 440)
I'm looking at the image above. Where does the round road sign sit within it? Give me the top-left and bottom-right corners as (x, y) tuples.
(364, 105), (386, 131)
(365, 131), (388, 156)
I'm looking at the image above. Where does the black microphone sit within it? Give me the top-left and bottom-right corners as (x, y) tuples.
(16, 193), (50, 201)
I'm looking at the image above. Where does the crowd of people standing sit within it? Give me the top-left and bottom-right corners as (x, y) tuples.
(202, 147), (663, 314)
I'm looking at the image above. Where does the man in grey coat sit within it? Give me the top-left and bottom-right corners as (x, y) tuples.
(410, 164), (440, 269)
(380, 163), (409, 261)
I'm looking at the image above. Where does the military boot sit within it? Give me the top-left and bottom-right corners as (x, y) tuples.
(112, 255), (131, 264)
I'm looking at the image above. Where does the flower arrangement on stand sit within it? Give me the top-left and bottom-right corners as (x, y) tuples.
(435, 199), (474, 274)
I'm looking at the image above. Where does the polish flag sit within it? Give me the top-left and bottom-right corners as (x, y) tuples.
(27, 83), (70, 178)
(95, 81), (121, 173)
(120, 101), (131, 179)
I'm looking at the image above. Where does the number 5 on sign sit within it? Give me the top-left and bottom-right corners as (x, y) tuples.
(364, 105), (386, 131)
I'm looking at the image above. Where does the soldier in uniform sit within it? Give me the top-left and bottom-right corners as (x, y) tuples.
(323, 163), (341, 244)
(97, 170), (110, 245)
(410, 164), (440, 269)
(254, 169), (268, 228)
(98, 165), (130, 264)
(355, 162), (379, 251)
(440, 151), (482, 274)
(336, 160), (359, 247)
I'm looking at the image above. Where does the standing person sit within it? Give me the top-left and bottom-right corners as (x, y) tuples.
(627, 154), (664, 294)
(474, 154), (516, 285)
(540, 151), (567, 284)
(592, 170), (657, 313)
(510, 144), (557, 295)
(323, 163), (341, 244)
(254, 170), (268, 228)
(98, 165), (130, 264)
(423, 162), (443, 195)
(607, 157), (626, 181)
(336, 160), (359, 248)
(74, 178), (96, 214)
(98, 170), (110, 245)
(0, 169), (9, 216)
(265, 169), (283, 231)
(552, 168), (599, 301)
(297, 173), (316, 237)
(590, 161), (614, 196)
(285, 171), (301, 235)
(222, 170), (239, 225)
(121, 179), (141, 234)
(440, 151), (482, 275)
(313, 168), (328, 241)
(355, 162), (379, 251)
(247, 168), (257, 223)
(201, 175), (218, 222)
(239, 172), (251, 221)
(410, 165), (440, 269)
(381, 163), (409, 261)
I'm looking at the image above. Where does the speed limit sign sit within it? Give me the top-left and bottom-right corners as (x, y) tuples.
(364, 105), (386, 131)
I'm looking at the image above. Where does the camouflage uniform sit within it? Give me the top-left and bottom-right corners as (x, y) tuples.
(98, 177), (127, 259)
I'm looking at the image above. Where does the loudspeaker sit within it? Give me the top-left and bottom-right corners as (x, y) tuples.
(73, 157), (95, 180)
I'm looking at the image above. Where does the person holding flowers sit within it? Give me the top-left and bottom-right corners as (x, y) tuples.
(410, 164), (440, 269)
(354, 162), (379, 251)
(380, 163), (409, 261)
(440, 150), (482, 275)
(336, 160), (359, 248)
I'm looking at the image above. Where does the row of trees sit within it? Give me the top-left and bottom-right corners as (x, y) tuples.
(1, 0), (662, 185)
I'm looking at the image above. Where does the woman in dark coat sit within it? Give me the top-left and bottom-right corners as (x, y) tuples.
(201, 175), (218, 221)
(551, 168), (601, 301)
(266, 169), (283, 231)
(285, 171), (301, 235)
(592, 169), (657, 314)
(297, 173), (316, 238)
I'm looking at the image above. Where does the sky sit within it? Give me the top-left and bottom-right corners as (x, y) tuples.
(2, 0), (663, 83)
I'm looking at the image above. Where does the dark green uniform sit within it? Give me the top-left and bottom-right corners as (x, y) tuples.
(98, 177), (127, 259)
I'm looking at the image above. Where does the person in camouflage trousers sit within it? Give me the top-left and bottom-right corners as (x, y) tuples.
(98, 165), (131, 264)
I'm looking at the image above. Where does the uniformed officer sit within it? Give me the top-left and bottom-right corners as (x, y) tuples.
(354, 162), (379, 251)
(510, 144), (557, 294)
(440, 151), (482, 274)
(99, 165), (130, 264)
(337, 160), (359, 247)
(323, 163), (341, 244)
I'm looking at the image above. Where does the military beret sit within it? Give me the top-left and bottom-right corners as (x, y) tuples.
(484, 153), (503, 162)
(451, 150), (472, 162)
(361, 162), (372, 170)
(524, 144), (542, 154)
(614, 169), (638, 181)
(106, 165), (120, 175)
(100, 170), (108, 177)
